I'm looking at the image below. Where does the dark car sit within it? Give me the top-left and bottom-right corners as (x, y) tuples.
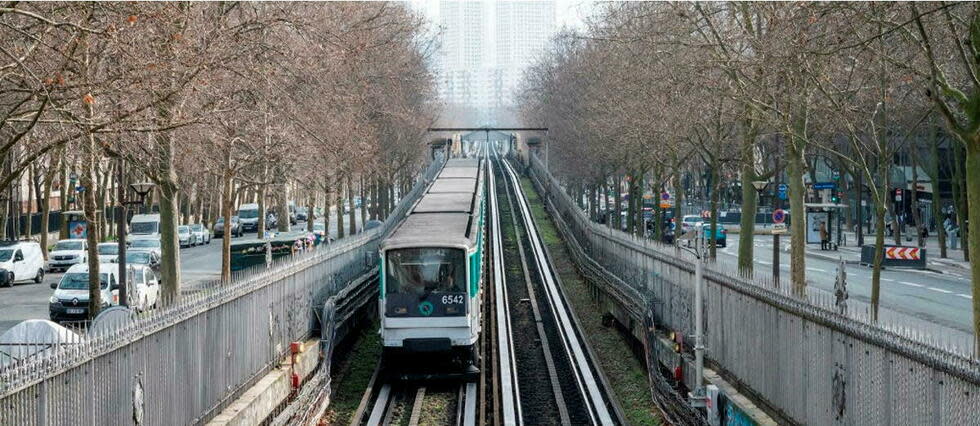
(214, 216), (242, 238)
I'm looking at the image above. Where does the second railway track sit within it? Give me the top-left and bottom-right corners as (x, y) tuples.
(488, 147), (623, 425)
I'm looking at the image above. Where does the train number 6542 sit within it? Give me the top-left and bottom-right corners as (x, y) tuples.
(441, 294), (465, 305)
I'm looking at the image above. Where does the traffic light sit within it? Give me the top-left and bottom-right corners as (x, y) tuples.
(831, 190), (840, 204)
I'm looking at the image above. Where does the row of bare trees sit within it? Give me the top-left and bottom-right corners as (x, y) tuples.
(1, 2), (437, 316)
(519, 2), (980, 351)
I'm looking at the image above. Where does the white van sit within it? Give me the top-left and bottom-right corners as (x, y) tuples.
(128, 214), (162, 242)
(0, 241), (45, 287)
(238, 203), (260, 233)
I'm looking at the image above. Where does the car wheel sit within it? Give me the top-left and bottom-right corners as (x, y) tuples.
(34, 269), (44, 284)
(6, 272), (14, 287)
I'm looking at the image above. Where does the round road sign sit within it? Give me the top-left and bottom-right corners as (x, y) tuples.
(772, 209), (786, 224)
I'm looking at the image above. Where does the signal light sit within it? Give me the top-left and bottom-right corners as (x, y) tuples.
(673, 366), (683, 381)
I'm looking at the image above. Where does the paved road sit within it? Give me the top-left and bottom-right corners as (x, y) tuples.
(714, 235), (974, 343)
(0, 211), (365, 335)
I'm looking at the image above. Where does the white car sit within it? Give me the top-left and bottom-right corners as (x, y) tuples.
(48, 263), (119, 323)
(0, 241), (45, 287)
(46, 239), (88, 272)
(680, 215), (704, 233)
(129, 238), (162, 258)
(190, 223), (210, 245)
(97, 242), (120, 264)
(127, 264), (160, 312)
(177, 225), (196, 248)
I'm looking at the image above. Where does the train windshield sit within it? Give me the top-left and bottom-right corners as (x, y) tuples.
(385, 247), (466, 317)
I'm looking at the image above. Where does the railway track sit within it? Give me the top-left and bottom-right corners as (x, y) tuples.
(348, 364), (478, 426)
(488, 147), (623, 425)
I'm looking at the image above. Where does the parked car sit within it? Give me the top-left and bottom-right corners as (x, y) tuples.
(97, 242), (120, 263)
(129, 238), (162, 258)
(0, 241), (45, 287)
(680, 215), (704, 233)
(214, 216), (242, 238)
(703, 223), (728, 248)
(128, 264), (160, 312)
(46, 239), (88, 272)
(48, 263), (119, 323)
(119, 250), (160, 271)
(190, 223), (211, 245)
(177, 225), (196, 248)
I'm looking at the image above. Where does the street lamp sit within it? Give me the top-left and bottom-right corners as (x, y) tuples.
(116, 167), (155, 308)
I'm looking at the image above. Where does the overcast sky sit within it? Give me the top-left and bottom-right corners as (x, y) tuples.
(408, 0), (596, 31)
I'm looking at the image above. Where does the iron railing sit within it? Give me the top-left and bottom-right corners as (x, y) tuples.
(527, 154), (980, 425)
(0, 155), (445, 426)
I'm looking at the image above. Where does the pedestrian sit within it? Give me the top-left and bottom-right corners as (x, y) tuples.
(819, 221), (829, 251)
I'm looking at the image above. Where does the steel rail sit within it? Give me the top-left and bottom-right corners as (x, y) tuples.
(500, 156), (614, 425)
(488, 159), (523, 426)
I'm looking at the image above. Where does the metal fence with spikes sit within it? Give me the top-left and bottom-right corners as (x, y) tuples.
(0, 155), (445, 426)
(526, 153), (980, 425)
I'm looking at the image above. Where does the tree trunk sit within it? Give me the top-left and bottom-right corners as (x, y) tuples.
(348, 175), (357, 235)
(359, 175), (367, 228)
(613, 176), (622, 231)
(156, 115), (182, 302)
(708, 163), (720, 259)
(257, 184), (267, 239)
(963, 137), (979, 355)
(910, 145), (923, 247)
(220, 170), (233, 283)
(40, 151), (60, 260)
(929, 134), (947, 258)
(673, 170), (684, 246)
(870, 196), (887, 323)
(83, 116), (102, 319)
(855, 169), (864, 247)
(738, 144), (758, 274)
(787, 137), (807, 295)
(336, 179), (345, 239)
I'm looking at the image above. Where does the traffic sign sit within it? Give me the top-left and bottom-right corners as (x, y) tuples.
(777, 184), (788, 200)
(813, 182), (836, 190)
(661, 192), (671, 200)
(772, 209), (786, 224)
(772, 223), (787, 234)
(895, 188), (903, 202)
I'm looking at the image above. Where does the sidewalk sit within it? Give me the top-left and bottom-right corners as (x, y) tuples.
(763, 231), (971, 273)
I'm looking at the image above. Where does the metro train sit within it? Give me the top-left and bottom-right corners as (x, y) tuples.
(378, 152), (486, 375)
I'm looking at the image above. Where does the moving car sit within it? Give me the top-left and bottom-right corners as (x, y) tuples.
(238, 204), (261, 232)
(129, 238), (162, 258)
(704, 223), (728, 248)
(190, 223), (211, 245)
(0, 241), (45, 287)
(46, 239), (88, 272)
(214, 216), (242, 238)
(295, 207), (309, 222)
(128, 214), (161, 242)
(48, 263), (119, 323)
(96, 243), (120, 263)
(177, 225), (196, 248)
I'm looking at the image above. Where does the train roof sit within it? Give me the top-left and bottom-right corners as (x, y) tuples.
(383, 213), (472, 249)
(413, 193), (473, 213)
(428, 179), (476, 193)
(383, 157), (485, 251)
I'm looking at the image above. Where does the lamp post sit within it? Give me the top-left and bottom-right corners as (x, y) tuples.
(116, 160), (154, 308)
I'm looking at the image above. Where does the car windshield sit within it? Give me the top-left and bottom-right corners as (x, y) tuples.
(0, 249), (12, 262)
(131, 222), (158, 234)
(131, 239), (159, 248)
(239, 209), (259, 219)
(59, 272), (108, 290)
(191, 224), (203, 231)
(126, 252), (151, 264)
(98, 244), (119, 255)
(178, 226), (189, 234)
(313, 223), (325, 231)
(54, 241), (83, 251)
(684, 217), (700, 223)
